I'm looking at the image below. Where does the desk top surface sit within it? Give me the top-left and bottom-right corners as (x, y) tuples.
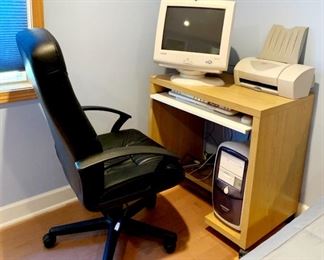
(150, 74), (313, 117)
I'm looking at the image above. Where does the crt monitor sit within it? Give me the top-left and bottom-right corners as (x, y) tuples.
(154, 0), (235, 87)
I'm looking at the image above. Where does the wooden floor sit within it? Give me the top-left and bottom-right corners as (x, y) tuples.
(0, 183), (239, 260)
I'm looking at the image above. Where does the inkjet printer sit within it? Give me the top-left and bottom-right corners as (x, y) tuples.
(234, 24), (315, 99)
(234, 57), (315, 99)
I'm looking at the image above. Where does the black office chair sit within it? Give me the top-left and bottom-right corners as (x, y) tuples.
(16, 28), (184, 260)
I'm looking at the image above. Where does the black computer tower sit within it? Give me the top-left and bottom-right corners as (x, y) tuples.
(212, 141), (249, 231)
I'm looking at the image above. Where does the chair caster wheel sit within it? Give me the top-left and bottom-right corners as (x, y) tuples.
(163, 235), (177, 254)
(43, 233), (56, 248)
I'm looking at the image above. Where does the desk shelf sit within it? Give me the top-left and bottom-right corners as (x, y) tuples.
(148, 74), (314, 250)
(185, 165), (214, 192)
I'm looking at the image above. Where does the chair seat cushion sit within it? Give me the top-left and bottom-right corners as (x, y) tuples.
(97, 129), (183, 206)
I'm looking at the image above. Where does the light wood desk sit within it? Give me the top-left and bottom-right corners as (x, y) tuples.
(148, 74), (314, 250)
(149, 75), (314, 249)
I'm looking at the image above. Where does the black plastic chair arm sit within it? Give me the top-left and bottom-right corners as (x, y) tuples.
(82, 105), (131, 132)
(75, 146), (176, 171)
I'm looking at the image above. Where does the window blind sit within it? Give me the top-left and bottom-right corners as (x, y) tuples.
(0, 0), (28, 72)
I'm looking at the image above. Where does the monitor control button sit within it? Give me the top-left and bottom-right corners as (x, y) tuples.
(224, 186), (229, 194)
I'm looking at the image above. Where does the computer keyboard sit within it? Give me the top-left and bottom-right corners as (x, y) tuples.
(168, 90), (238, 116)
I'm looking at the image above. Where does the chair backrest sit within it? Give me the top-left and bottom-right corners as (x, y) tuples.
(16, 28), (103, 210)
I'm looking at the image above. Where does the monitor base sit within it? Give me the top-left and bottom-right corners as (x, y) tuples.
(170, 74), (225, 87)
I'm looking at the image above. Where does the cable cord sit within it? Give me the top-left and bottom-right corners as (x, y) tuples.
(187, 152), (216, 176)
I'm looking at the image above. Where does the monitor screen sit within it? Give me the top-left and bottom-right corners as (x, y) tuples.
(154, 0), (235, 87)
(162, 7), (225, 55)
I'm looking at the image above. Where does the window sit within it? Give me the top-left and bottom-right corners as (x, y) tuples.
(0, 0), (43, 103)
(0, 1), (27, 69)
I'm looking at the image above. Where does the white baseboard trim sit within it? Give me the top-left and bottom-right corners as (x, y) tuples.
(0, 185), (77, 229)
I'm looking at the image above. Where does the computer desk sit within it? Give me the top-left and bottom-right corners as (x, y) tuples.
(148, 73), (314, 250)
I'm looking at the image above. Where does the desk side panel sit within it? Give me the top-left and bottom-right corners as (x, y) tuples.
(241, 95), (314, 248)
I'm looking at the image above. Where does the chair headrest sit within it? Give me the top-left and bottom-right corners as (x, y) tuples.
(16, 28), (67, 77)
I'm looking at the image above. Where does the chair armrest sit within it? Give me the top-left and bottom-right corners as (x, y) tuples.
(75, 146), (176, 170)
(82, 105), (131, 132)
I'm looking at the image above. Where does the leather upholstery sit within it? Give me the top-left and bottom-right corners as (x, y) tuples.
(16, 28), (184, 212)
(98, 129), (183, 208)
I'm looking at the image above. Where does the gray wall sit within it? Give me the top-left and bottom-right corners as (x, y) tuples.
(0, 100), (67, 206)
(0, 0), (322, 207)
(231, 1), (324, 206)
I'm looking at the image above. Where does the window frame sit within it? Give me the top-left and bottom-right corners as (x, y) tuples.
(0, 0), (44, 104)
